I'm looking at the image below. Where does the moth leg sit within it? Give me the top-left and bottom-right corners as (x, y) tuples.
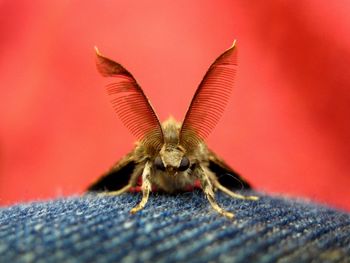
(130, 161), (152, 214)
(214, 182), (259, 201)
(102, 184), (132, 196)
(202, 165), (258, 201)
(100, 164), (143, 196)
(199, 167), (235, 219)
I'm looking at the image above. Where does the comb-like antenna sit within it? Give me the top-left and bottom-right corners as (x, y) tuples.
(180, 41), (238, 151)
(95, 47), (164, 152)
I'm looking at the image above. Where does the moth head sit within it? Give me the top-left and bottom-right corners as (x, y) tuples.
(154, 144), (190, 175)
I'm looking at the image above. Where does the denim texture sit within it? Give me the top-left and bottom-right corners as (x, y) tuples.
(0, 191), (349, 263)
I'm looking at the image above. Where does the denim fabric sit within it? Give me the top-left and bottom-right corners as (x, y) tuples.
(0, 191), (349, 263)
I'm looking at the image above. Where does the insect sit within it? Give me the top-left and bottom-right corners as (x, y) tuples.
(88, 41), (258, 218)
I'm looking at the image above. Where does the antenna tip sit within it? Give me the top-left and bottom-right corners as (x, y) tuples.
(231, 39), (237, 48)
(94, 46), (101, 55)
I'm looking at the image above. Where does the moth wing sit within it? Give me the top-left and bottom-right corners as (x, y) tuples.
(87, 150), (137, 192)
(208, 149), (251, 190)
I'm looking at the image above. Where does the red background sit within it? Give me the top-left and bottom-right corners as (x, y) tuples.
(1, 1), (349, 211)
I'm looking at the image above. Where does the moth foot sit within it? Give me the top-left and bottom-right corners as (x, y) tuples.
(229, 193), (259, 201)
(225, 191), (259, 201)
(97, 192), (108, 197)
(130, 191), (149, 214)
(215, 183), (259, 201)
(215, 208), (235, 219)
(245, 195), (259, 201)
(130, 205), (143, 214)
(206, 193), (235, 219)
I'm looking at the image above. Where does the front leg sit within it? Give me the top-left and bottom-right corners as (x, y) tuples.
(130, 161), (152, 214)
(198, 166), (235, 219)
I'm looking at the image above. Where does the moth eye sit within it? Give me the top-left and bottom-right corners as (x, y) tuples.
(178, 157), (190, 171)
(154, 156), (166, 171)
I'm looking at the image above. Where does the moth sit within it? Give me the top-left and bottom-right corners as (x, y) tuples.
(88, 41), (258, 218)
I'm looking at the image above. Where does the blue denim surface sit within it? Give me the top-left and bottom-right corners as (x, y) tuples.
(0, 191), (349, 262)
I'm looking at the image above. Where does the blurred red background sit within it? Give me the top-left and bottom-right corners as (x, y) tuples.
(0, 1), (349, 211)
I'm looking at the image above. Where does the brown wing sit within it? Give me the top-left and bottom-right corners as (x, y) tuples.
(87, 151), (137, 191)
(180, 42), (238, 152)
(208, 149), (251, 190)
(95, 47), (164, 152)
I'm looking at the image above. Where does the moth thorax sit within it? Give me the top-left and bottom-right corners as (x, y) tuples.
(160, 144), (183, 170)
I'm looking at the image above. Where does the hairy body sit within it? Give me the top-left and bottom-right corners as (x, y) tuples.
(89, 117), (257, 218)
(88, 42), (258, 218)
